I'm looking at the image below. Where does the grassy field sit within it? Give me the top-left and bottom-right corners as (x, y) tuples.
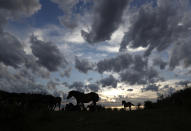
(1, 88), (191, 131)
(2, 108), (191, 131)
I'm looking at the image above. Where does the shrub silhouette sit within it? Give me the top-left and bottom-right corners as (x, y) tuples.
(144, 101), (153, 110)
(87, 104), (105, 112)
(0, 90), (62, 112)
(143, 87), (191, 110)
(155, 87), (191, 109)
(65, 103), (81, 111)
(136, 103), (141, 110)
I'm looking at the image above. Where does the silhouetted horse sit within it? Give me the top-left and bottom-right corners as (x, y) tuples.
(0, 90), (62, 111)
(65, 103), (81, 111)
(55, 97), (61, 110)
(122, 100), (134, 111)
(87, 104), (105, 111)
(67, 91), (99, 107)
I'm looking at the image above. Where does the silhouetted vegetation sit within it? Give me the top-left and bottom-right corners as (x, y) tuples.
(143, 87), (191, 110)
(0, 90), (61, 112)
(1, 88), (191, 131)
(136, 102), (141, 110)
(144, 100), (153, 110)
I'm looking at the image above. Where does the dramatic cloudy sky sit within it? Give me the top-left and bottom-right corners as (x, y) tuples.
(0, 0), (191, 106)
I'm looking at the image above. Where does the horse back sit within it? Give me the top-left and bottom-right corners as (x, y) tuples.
(89, 92), (99, 102)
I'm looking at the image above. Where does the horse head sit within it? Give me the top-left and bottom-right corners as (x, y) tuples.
(67, 91), (73, 99)
(122, 100), (126, 105)
(67, 90), (79, 99)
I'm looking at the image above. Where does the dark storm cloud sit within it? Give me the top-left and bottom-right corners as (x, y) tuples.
(120, 0), (191, 57)
(0, 0), (41, 29)
(0, 0), (41, 68)
(0, 32), (27, 67)
(169, 42), (191, 69)
(81, 0), (129, 43)
(97, 53), (133, 73)
(142, 84), (159, 92)
(97, 53), (160, 85)
(50, 0), (79, 29)
(0, 0), (66, 96)
(69, 81), (85, 92)
(60, 67), (72, 78)
(67, 81), (100, 92)
(24, 55), (50, 79)
(120, 67), (159, 85)
(99, 75), (118, 88)
(157, 85), (176, 97)
(0, 63), (48, 94)
(47, 80), (60, 90)
(75, 57), (95, 73)
(0, 0), (41, 17)
(153, 57), (167, 70)
(30, 35), (67, 72)
(0, 0), (41, 26)
(51, 0), (91, 29)
(165, 86), (176, 95)
(176, 80), (191, 86)
(85, 83), (99, 92)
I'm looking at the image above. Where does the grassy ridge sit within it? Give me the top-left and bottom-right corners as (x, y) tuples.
(1, 87), (191, 131)
(1, 108), (191, 131)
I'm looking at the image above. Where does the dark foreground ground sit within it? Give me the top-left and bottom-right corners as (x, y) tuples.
(1, 108), (191, 131)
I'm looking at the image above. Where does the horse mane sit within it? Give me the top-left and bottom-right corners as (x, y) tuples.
(122, 100), (126, 105)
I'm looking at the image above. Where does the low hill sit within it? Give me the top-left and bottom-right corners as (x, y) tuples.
(145, 87), (191, 110)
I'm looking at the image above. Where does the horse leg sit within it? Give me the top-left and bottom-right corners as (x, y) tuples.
(58, 103), (61, 111)
(92, 101), (96, 106)
(129, 106), (131, 111)
(81, 103), (85, 110)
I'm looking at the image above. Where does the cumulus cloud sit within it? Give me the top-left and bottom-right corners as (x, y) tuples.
(85, 83), (99, 92)
(0, 32), (27, 67)
(153, 57), (167, 70)
(157, 85), (176, 97)
(0, 0), (41, 67)
(0, 63), (48, 94)
(30, 35), (67, 71)
(69, 81), (85, 92)
(0, 0), (41, 17)
(120, 67), (159, 85)
(97, 53), (133, 73)
(0, 0), (65, 95)
(68, 81), (100, 92)
(51, 0), (79, 28)
(97, 53), (160, 85)
(142, 84), (159, 92)
(176, 80), (191, 87)
(120, 0), (191, 58)
(75, 56), (95, 73)
(81, 0), (129, 43)
(51, 0), (91, 29)
(60, 67), (72, 78)
(0, 63), (63, 96)
(24, 55), (51, 79)
(99, 75), (118, 88)
(170, 42), (191, 69)
(0, 0), (41, 29)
